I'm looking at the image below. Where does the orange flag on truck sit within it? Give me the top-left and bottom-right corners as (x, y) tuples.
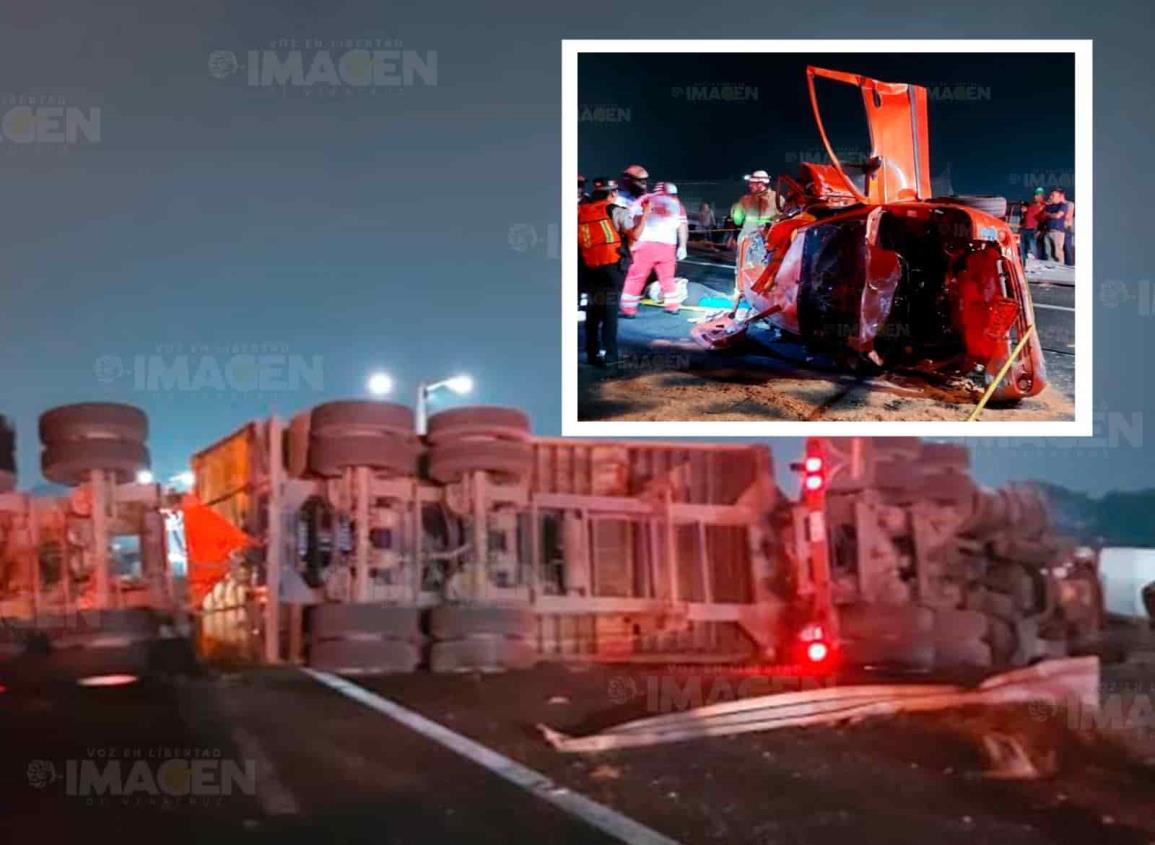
(181, 494), (253, 605)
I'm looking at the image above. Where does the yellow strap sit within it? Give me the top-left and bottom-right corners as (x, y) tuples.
(966, 324), (1036, 422)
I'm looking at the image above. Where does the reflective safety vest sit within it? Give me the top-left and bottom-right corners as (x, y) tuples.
(578, 199), (622, 267)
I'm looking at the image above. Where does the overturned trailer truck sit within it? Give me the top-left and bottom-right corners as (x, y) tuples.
(189, 404), (1099, 673)
(0, 405), (178, 680)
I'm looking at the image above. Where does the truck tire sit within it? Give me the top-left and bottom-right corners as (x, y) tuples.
(918, 470), (976, 503)
(918, 442), (969, 470)
(49, 640), (153, 681)
(934, 638), (993, 670)
(840, 603), (934, 640)
(309, 604), (422, 642)
(310, 401), (415, 438)
(308, 638), (420, 674)
(939, 195), (1008, 219)
(426, 406), (531, 444)
(987, 617), (1017, 665)
(429, 604), (536, 640)
(871, 460), (921, 492)
(39, 403), (148, 444)
(0, 415), (15, 477)
(429, 634), (538, 673)
(986, 564), (1037, 612)
(841, 636), (934, 670)
(308, 433), (419, 478)
(933, 608), (988, 642)
(982, 590), (1017, 621)
(41, 439), (150, 486)
(427, 439), (533, 483)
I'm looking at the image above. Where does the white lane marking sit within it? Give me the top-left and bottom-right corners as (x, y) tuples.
(1033, 303), (1075, 312)
(303, 668), (683, 845)
(229, 724), (301, 816)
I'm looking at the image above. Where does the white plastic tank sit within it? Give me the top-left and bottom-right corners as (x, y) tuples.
(1098, 547), (1155, 618)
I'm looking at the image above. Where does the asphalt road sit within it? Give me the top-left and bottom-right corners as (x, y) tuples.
(4, 646), (1154, 845)
(578, 249), (1075, 423)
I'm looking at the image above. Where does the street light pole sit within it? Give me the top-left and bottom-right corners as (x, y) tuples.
(417, 375), (474, 435)
(416, 380), (430, 435)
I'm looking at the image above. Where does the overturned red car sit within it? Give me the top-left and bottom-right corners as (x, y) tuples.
(692, 66), (1046, 403)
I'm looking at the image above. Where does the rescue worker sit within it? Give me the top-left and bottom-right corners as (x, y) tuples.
(731, 170), (778, 243)
(578, 177), (634, 366)
(730, 170), (778, 299)
(620, 181), (688, 317)
(578, 173), (588, 204)
(618, 163), (649, 208)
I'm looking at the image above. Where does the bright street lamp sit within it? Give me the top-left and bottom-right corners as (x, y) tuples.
(417, 373), (474, 433)
(367, 371), (394, 397)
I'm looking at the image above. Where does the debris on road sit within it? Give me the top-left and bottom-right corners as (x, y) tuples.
(538, 657), (1098, 753)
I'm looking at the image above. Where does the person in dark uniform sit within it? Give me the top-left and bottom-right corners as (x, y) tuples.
(578, 178), (636, 366)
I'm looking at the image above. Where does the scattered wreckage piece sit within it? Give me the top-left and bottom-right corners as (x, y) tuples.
(538, 656), (1099, 754)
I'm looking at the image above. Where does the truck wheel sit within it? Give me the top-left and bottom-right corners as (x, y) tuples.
(918, 470), (976, 503)
(310, 401), (415, 438)
(840, 603), (934, 640)
(308, 638), (420, 674)
(49, 640), (153, 681)
(918, 442), (969, 470)
(933, 608), (988, 642)
(934, 638), (993, 670)
(39, 403), (148, 444)
(987, 617), (1016, 665)
(871, 461), (921, 492)
(0, 416), (15, 479)
(41, 439), (150, 486)
(427, 439), (533, 484)
(308, 433), (418, 478)
(429, 604), (536, 640)
(841, 636), (935, 670)
(429, 635), (538, 673)
(309, 604), (422, 642)
(426, 406), (531, 444)
(982, 591), (1018, 621)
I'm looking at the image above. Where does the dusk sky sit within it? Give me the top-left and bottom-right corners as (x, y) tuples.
(1, 4), (1151, 496)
